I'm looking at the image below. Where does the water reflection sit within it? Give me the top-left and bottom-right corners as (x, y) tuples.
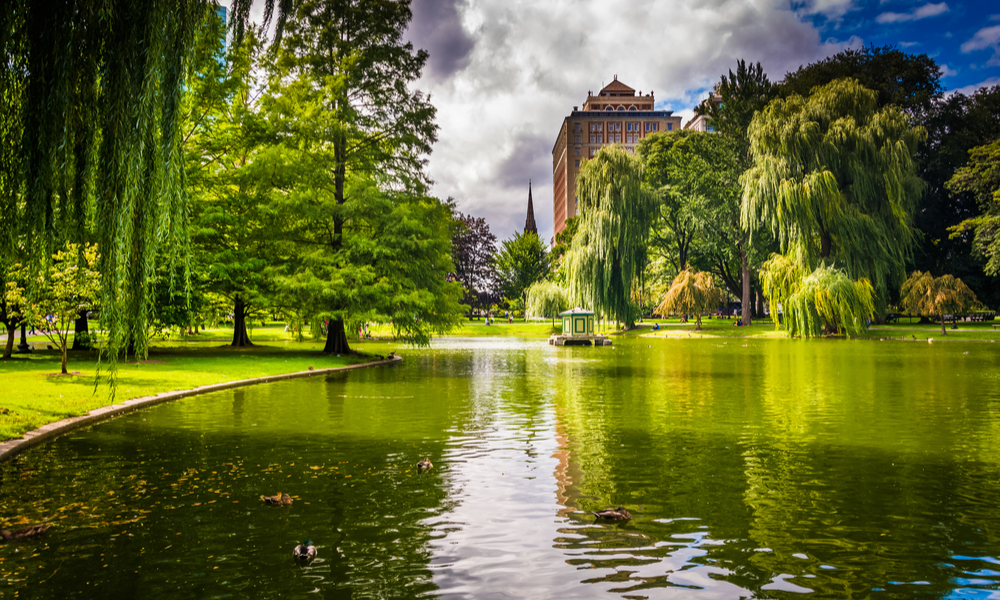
(1, 337), (999, 598)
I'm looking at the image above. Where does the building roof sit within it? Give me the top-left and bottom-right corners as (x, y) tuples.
(599, 77), (635, 95)
(560, 307), (595, 316)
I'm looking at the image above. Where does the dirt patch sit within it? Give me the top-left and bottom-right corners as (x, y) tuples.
(44, 371), (84, 377)
(123, 360), (168, 364)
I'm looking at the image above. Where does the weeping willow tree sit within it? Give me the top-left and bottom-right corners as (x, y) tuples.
(899, 271), (979, 335)
(564, 146), (655, 328)
(525, 280), (569, 325)
(1, 0), (286, 388)
(759, 254), (874, 337)
(742, 78), (925, 316)
(654, 270), (723, 330)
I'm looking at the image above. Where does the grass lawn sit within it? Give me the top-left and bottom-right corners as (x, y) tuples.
(0, 325), (387, 442)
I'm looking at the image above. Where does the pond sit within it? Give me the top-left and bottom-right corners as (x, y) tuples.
(2, 336), (999, 599)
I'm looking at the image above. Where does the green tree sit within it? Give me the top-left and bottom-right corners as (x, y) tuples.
(708, 60), (778, 148)
(946, 140), (1000, 278)
(912, 85), (1000, 308)
(638, 130), (768, 323)
(261, 0), (440, 353)
(185, 29), (276, 347)
(493, 231), (550, 315)
(654, 270), (724, 330)
(759, 253), (874, 338)
(1, 1), (278, 377)
(525, 280), (569, 325)
(742, 78), (925, 316)
(8, 244), (101, 374)
(269, 175), (464, 347)
(899, 271), (979, 335)
(779, 44), (943, 116)
(565, 146), (656, 328)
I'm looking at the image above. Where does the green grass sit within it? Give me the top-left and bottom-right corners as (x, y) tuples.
(0, 325), (389, 442)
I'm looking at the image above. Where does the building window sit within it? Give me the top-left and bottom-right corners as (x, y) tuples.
(667, 123), (673, 131)
(597, 123), (603, 131)
(629, 106), (637, 111)
(614, 123), (621, 131)
(575, 160), (580, 167)
(574, 123), (581, 132)
(589, 148), (595, 157)
(575, 147), (580, 155)
(574, 135), (580, 143)
(590, 123), (596, 132)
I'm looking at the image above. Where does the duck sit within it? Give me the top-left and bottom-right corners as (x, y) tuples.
(417, 457), (432, 471)
(293, 539), (317, 560)
(592, 506), (632, 521)
(261, 492), (293, 506)
(1, 523), (50, 541)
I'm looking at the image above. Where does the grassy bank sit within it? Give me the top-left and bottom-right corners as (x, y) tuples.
(634, 316), (1000, 341)
(0, 326), (386, 441)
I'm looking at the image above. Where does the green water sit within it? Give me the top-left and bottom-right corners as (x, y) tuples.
(2, 337), (999, 599)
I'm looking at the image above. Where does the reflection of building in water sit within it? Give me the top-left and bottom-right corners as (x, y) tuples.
(551, 408), (586, 518)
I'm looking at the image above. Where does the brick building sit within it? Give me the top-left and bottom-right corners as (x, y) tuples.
(551, 76), (681, 237)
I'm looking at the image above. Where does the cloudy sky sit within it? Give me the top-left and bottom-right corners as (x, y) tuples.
(401, 0), (1000, 244)
(225, 0), (1000, 244)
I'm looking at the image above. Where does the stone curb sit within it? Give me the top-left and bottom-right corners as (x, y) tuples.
(0, 355), (403, 464)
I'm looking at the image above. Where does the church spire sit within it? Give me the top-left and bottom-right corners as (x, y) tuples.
(524, 180), (538, 236)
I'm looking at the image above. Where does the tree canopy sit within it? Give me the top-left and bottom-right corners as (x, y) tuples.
(525, 280), (569, 325)
(654, 270), (723, 330)
(452, 213), (500, 315)
(780, 44), (943, 115)
(493, 231), (550, 314)
(899, 271), (979, 335)
(565, 146), (656, 327)
(259, 0), (454, 352)
(946, 140), (1000, 278)
(759, 254), (874, 338)
(742, 78), (925, 314)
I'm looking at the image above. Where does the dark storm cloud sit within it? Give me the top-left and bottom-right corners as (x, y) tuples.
(407, 0), (476, 81)
(494, 131), (551, 191)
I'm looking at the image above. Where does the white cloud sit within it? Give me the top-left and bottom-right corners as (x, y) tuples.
(407, 0), (865, 242)
(899, 41), (919, 48)
(951, 76), (1000, 95)
(962, 24), (1000, 52)
(876, 2), (949, 24)
(940, 64), (958, 77)
(962, 24), (1000, 66)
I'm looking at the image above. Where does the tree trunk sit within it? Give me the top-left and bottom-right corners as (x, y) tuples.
(3, 323), (14, 359)
(231, 295), (253, 347)
(323, 319), (351, 354)
(740, 243), (752, 326)
(940, 313), (946, 336)
(71, 311), (90, 350)
(61, 344), (68, 374)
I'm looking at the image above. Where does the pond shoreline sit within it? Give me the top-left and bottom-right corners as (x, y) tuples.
(0, 355), (402, 464)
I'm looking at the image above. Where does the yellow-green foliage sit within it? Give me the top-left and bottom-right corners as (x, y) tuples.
(525, 280), (569, 323)
(654, 270), (723, 329)
(8, 243), (101, 373)
(565, 146), (655, 327)
(760, 257), (874, 337)
(899, 271), (978, 326)
(742, 78), (925, 314)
